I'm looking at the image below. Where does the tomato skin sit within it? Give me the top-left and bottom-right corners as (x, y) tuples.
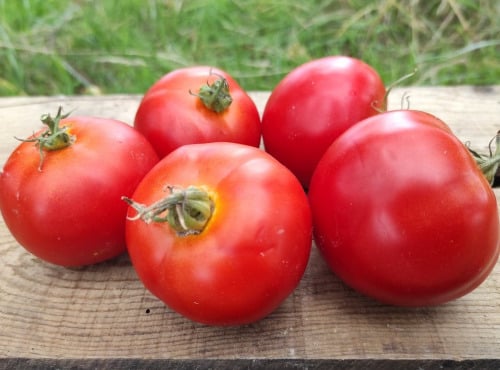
(308, 110), (499, 306)
(125, 142), (312, 325)
(262, 56), (386, 188)
(134, 66), (262, 159)
(0, 117), (159, 267)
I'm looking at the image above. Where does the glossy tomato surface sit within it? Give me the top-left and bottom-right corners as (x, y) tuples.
(262, 56), (386, 188)
(308, 110), (500, 306)
(125, 142), (312, 325)
(0, 115), (159, 266)
(134, 66), (261, 158)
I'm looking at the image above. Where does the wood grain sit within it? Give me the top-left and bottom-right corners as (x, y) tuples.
(0, 87), (499, 367)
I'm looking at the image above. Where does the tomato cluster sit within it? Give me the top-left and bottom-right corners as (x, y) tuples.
(0, 60), (498, 326)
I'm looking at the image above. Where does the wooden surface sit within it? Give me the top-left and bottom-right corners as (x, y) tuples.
(0, 86), (499, 369)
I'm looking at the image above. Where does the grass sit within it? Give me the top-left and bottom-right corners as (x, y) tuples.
(0, 0), (499, 96)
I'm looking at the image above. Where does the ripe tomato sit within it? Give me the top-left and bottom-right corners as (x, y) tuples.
(308, 110), (499, 306)
(0, 109), (159, 267)
(134, 66), (261, 158)
(124, 142), (312, 325)
(262, 56), (386, 188)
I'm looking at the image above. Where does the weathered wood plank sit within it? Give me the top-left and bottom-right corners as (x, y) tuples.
(0, 86), (499, 364)
(1, 358), (499, 370)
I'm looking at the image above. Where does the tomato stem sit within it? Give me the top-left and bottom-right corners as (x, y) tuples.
(190, 72), (233, 113)
(123, 186), (214, 236)
(468, 131), (500, 186)
(382, 68), (418, 111)
(16, 106), (75, 171)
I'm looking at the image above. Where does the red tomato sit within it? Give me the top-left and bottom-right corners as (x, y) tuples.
(262, 56), (386, 188)
(0, 109), (159, 267)
(124, 142), (312, 325)
(308, 110), (500, 306)
(134, 66), (261, 158)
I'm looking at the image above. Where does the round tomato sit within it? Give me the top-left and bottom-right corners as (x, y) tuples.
(262, 56), (386, 188)
(0, 108), (159, 267)
(308, 110), (499, 306)
(134, 66), (261, 158)
(123, 142), (312, 325)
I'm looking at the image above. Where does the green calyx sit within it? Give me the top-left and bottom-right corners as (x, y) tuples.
(468, 131), (500, 186)
(123, 186), (214, 236)
(18, 106), (75, 171)
(190, 74), (233, 113)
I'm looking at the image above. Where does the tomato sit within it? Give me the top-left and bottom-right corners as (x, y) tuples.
(262, 56), (386, 188)
(308, 110), (500, 306)
(123, 142), (312, 325)
(0, 109), (159, 267)
(134, 66), (262, 159)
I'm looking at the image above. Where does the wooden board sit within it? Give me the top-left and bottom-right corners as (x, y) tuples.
(0, 86), (499, 369)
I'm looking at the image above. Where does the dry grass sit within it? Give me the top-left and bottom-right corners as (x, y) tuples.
(0, 0), (498, 95)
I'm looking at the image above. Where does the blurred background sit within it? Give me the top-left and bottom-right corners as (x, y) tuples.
(0, 0), (498, 96)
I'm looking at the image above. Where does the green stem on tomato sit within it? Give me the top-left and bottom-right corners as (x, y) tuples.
(190, 73), (233, 113)
(122, 186), (214, 236)
(468, 131), (500, 186)
(16, 106), (75, 171)
(381, 68), (418, 112)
